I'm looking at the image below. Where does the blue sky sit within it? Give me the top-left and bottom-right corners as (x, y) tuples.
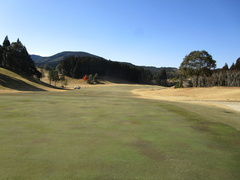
(1, 0), (239, 68)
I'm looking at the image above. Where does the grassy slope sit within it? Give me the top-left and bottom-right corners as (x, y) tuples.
(0, 68), (62, 91)
(0, 85), (240, 179)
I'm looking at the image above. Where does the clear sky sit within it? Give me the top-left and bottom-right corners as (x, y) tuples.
(1, 0), (239, 68)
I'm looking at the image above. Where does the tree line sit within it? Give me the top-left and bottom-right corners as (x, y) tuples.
(179, 50), (240, 87)
(56, 56), (168, 85)
(0, 36), (41, 78)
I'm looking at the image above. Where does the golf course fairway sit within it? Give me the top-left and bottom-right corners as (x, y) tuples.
(0, 85), (240, 179)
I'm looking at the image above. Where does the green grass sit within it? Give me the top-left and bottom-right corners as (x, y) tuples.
(0, 85), (240, 180)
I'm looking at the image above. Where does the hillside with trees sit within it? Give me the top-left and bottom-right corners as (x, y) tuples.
(0, 36), (41, 78)
(32, 51), (99, 68)
(32, 51), (179, 85)
(56, 56), (154, 84)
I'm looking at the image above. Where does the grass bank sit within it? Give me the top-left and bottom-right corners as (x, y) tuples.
(0, 85), (240, 179)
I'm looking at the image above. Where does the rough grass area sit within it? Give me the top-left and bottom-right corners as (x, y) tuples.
(0, 85), (240, 179)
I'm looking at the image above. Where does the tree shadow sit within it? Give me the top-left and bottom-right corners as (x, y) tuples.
(18, 73), (63, 90)
(0, 73), (46, 91)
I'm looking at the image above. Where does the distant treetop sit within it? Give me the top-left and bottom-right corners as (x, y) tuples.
(2, 36), (10, 48)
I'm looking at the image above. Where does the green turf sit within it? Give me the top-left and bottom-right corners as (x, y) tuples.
(0, 85), (240, 180)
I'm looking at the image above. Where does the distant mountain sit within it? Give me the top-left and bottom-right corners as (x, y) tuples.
(31, 55), (43, 62)
(31, 51), (100, 68)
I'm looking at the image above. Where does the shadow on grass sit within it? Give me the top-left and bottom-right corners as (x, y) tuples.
(0, 73), (46, 91)
(18, 73), (64, 90)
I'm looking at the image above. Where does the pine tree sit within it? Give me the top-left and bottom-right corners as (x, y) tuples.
(230, 63), (235, 70)
(3, 36), (10, 48)
(1, 36), (41, 78)
(222, 63), (229, 70)
(235, 58), (240, 70)
(11, 38), (24, 52)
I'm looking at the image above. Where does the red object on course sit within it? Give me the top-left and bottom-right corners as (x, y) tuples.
(83, 75), (87, 81)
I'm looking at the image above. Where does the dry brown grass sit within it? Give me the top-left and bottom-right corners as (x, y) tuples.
(131, 86), (240, 111)
(132, 86), (240, 101)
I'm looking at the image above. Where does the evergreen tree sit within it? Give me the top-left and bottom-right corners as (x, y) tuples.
(11, 38), (24, 52)
(3, 36), (10, 48)
(230, 63), (235, 70)
(1, 36), (41, 78)
(229, 58), (240, 70)
(234, 58), (240, 70)
(222, 63), (229, 70)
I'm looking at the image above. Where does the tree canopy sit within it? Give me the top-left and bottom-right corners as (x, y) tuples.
(2, 36), (10, 48)
(178, 50), (240, 87)
(0, 36), (41, 78)
(180, 50), (216, 77)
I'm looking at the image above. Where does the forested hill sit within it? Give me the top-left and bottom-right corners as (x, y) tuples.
(57, 56), (154, 84)
(31, 51), (100, 68)
(32, 51), (179, 84)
